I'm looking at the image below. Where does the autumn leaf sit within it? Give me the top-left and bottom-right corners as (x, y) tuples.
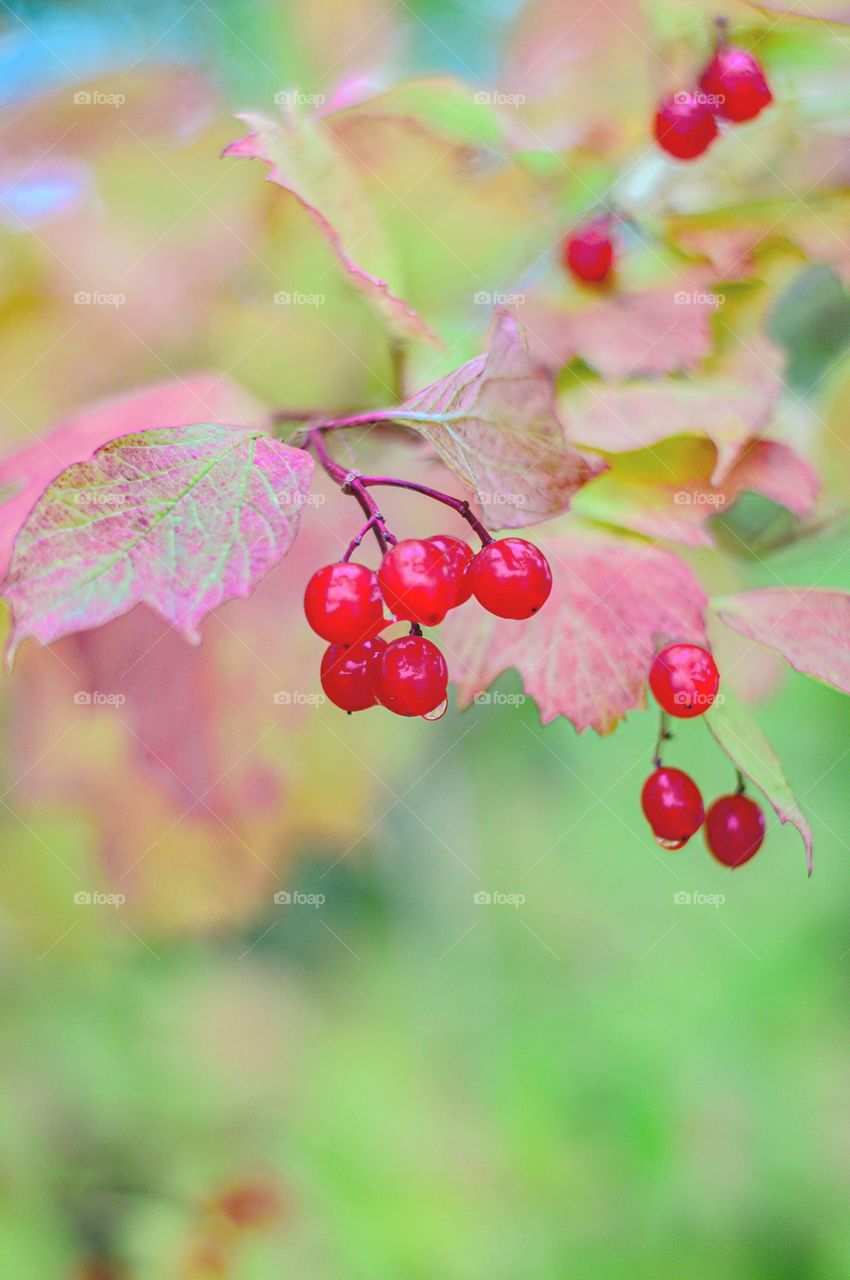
(563, 342), (783, 482)
(442, 520), (708, 733)
(518, 284), (718, 381)
(3, 424), (313, 656)
(705, 691), (813, 873)
(0, 374), (268, 577)
(392, 312), (605, 528)
(575, 437), (820, 548)
(223, 108), (438, 346)
(714, 587), (850, 694)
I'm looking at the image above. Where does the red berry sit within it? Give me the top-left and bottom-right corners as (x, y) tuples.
(699, 47), (772, 123)
(304, 562), (383, 644)
(654, 92), (718, 160)
(321, 637), (386, 712)
(213, 1180), (284, 1230)
(378, 539), (456, 626)
(705, 793), (765, 867)
(564, 220), (615, 286)
(373, 634), (448, 717)
(649, 643), (720, 719)
(641, 767), (705, 849)
(468, 538), (552, 620)
(427, 534), (473, 605)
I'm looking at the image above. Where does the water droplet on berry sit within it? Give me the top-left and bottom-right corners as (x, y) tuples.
(422, 697), (448, 721)
(655, 835), (687, 851)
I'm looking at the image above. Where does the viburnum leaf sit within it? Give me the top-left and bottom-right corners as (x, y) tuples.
(3, 424), (313, 657)
(442, 520), (708, 733)
(574, 437), (820, 548)
(392, 312), (606, 529)
(518, 283), (718, 381)
(714, 587), (850, 695)
(563, 344), (783, 483)
(705, 691), (813, 874)
(223, 109), (438, 346)
(0, 374), (268, 576)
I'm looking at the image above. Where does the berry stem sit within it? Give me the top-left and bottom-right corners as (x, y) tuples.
(358, 476), (493, 546)
(307, 428), (396, 554)
(714, 14), (730, 50)
(653, 711), (672, 769)
(735, 769), (747, 796)
(342, 515), (386, 562)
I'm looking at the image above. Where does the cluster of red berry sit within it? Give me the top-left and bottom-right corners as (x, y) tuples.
(641, 643), (766, 868)
(304, 535), (552, 718)
(655, 38), (773, 161)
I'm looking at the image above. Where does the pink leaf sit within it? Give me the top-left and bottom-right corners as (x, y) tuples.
(394, 312), (606, 528)
(714, 587), (850, 695)
(0, 374), (268, 577)
(705, 692), (813, 874)
(442, 521), (708, 733)
(222, 111), (438, 346)
(565, 344), (783, 483)
(3, 424), (313, 656)
(575, 438), (820, 549)
(518, 285), (717, 381)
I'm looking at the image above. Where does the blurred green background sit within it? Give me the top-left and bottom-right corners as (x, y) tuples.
(1, 1), (849, 1277)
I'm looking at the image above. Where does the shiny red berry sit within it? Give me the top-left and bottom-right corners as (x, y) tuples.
(564, 221), (615, 286)
(377, 539), (456, 625)
(699, 47), (772, 123)
(427, 534), (474, 605)
(321, 637), (386, 712)
(654, 92), (718, 160)
(641, 767), (705, 849)
(705, 793), (765, 867)
(649, 644), (720, 719)
(373, 634), (448, 717)
(468, 538), (552, 620)
(304, 562), (383, 644)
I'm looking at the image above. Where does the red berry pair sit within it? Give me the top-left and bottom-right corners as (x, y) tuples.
(304, 534), (552, 717)
(642, 769), (765, 867)
(655, 42), (772, 161)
